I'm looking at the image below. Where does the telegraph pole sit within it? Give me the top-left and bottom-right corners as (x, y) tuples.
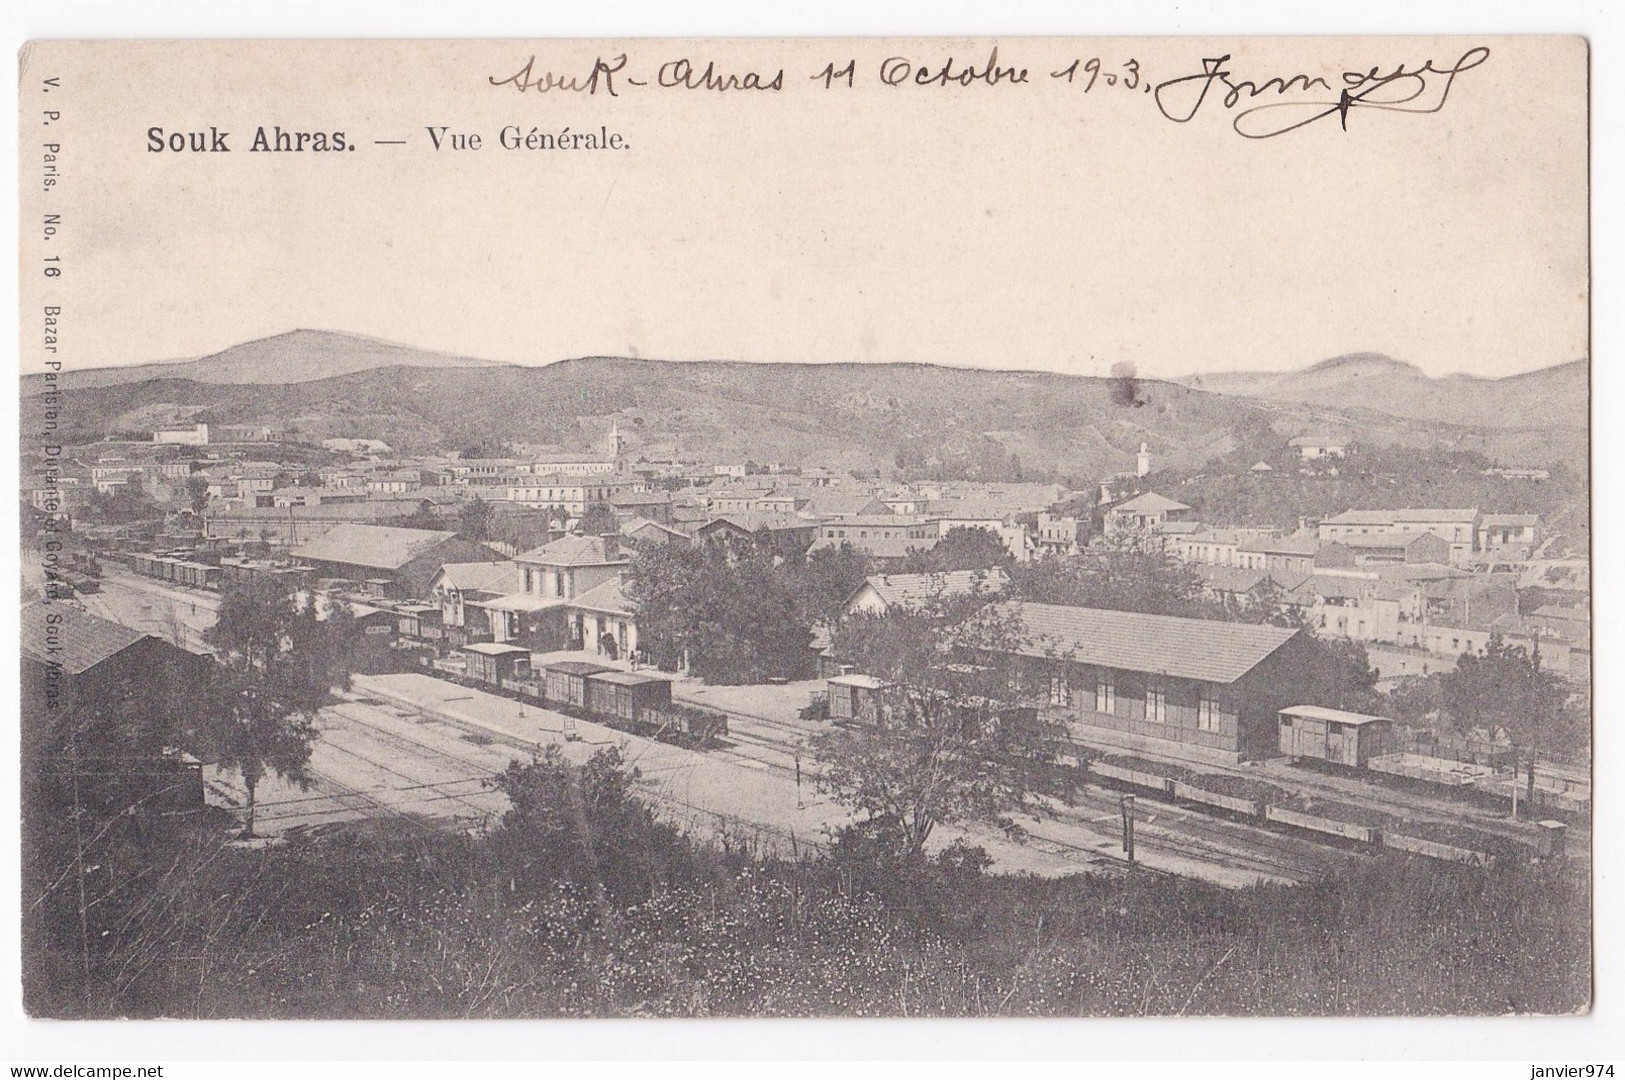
(1120, 794), (1136, 863)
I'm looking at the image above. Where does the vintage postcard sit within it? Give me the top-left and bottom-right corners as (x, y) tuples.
(16, 37), (1589, 1020)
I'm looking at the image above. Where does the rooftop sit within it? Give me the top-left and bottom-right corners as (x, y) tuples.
(463, 642), (531, 657)
(1238, 534), (1319, 556)
(1111, 492), (1191, 514)
(571, 577), (635, 617)
(433, 560), (522, 595)
(853, 568), (1009, 610)
(515, 533), (628, 568)
(291, 523), (462, 571)
(21, 602), (151, 675)
(991, 601), (1299, 684)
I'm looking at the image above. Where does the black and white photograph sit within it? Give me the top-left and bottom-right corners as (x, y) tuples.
(12, 31), (1598, 1040)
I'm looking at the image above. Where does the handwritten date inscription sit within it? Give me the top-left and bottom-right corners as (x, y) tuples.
(486, 46), (1493, 140)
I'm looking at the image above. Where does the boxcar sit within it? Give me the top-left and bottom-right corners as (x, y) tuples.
(827, 673), (889, 723)
(545, 660), (613, 709)
(1278, 705), (1392, 768)
(584, 670), (673, 726)
(463, 642), (532, 684)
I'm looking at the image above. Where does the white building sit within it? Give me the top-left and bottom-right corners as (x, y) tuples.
(153, 423), (209, 446)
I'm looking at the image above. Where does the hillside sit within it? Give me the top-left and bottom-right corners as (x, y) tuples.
(1179, 352), (1588, 432)
(20, 329), (511, 393)
(23, 331), (1587, 483)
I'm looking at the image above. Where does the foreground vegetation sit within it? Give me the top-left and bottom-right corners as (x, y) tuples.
(24, 748), (1590, 1019)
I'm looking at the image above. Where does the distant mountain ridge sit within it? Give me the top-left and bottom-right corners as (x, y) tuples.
(1178, 352), (1587, 431)
(20, 332), (1587, 482)
(22, 329), (512, 393)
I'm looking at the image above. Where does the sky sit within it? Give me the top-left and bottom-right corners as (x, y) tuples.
(19, 36), (1589, 381)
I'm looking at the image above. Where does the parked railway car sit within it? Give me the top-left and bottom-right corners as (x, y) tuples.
(827, 673), (889, 723)
(1278, 705), (1392, 768)
(463, 642), (532, 684)
(545, 660), (613, 709)
(640, 701), (729, 746)
(584, 671), (673, 727)
(1277, 704), (1589, 820)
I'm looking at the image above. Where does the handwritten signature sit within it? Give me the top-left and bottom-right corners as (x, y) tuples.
(1152, 46), (1491, 138)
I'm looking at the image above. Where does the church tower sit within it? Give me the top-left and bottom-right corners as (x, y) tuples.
(606, 417), (625, 460)
(1136, 441), (1152, 478)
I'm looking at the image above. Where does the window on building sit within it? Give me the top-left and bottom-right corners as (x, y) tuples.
(1048, 674), (1069, 707)
(1095, 674), (1115, 715)
(1197, 687), (1221, 732)
(1146, 679), (1167, 723)
(554, 573), (565, 598)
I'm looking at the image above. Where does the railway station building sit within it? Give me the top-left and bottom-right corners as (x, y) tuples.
(986, 601), (1308, 765)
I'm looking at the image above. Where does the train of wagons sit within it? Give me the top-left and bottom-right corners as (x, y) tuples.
(454, 647), (729, 749)
(119, 550), (308, 592)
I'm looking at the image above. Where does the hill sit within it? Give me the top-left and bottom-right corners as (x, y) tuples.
(23, 331), (1587, 483)
(1178, 353), (1588, 432)
(20, 329), (512, 393)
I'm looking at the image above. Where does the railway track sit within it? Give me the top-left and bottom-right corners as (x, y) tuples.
(676, 693), (1338, 882)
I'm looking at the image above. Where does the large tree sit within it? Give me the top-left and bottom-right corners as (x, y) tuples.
(201, 580), (355, 836)
(459, 494), (496, 542)
(1010, 534), (1214, 617)
(626, 534), (813, 683)
(1438, 636), (1583, 789)
(814, 596), (1072, 861)
(897, 525), (1013, 575)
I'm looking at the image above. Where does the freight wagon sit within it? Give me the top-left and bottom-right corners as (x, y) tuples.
(544, 660), (612, 709)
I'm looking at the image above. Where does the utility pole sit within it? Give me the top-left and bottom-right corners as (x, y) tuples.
(1120, 794), (1136, 863)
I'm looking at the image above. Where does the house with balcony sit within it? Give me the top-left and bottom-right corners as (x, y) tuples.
(483, 534), (635, 653)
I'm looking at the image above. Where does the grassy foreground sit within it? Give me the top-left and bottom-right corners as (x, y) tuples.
(24, 751), (1590, 1019)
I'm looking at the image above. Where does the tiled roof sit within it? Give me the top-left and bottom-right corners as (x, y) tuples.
(856, 569), (1008, 609)
(434, 561), (522, 594)
(571, 577), (634, 616)
(992, 601), (1299, 684)
(1322, 509), (1398, 525)
(621, 517), (690, 540)
(1393, 508), (1478, 522)
(21, 602), (150, 675)
(700, 512), (813, 534)
(292, 524), (460, 570)
(1480, 513), (1540, 527)
(1195, 566), (1272, 594)
(515, 533), (628, 568)
(1111, 492), (1191, 514)
(1334, 533), (1435, 550)
(1238, 534), (1319, 556)
(821, 514), (926, 527)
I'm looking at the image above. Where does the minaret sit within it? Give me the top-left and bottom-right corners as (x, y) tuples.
(1136, 441), (1152, 478)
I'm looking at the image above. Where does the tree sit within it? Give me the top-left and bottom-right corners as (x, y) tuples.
(786, 542), (873, 628)
(626, 533), (814, 683)
(1434, 637), (1582, 791)
(578, 502), (619, 536)
(897, 526), (1013, 575)
(1010, 535), (1214, 618)
(201, 580), (355, 836)
(184, 474), (211, 517)
(394, 499), (445, 532)
(488, 745), (680, 900)
(813, 596), (1072, 861)
(460, 495), (496, 542)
